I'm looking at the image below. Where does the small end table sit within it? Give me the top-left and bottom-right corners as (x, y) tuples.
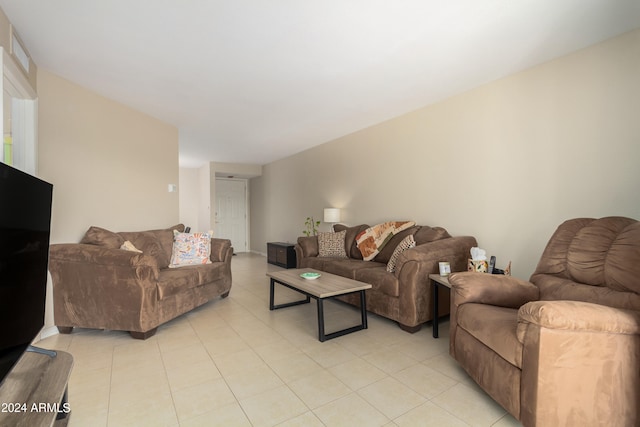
(429, 273), (451, 338)
(267, 242), (297, 268)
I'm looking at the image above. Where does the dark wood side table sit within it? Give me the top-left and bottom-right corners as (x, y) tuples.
(429, 273), (452, 338)
(267, 242), (297, 269)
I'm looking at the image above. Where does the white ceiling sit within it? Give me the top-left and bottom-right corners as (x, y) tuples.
(2, 1), (639, 168)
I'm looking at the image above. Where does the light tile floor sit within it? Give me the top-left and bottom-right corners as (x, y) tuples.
(37, 253), (523, 427)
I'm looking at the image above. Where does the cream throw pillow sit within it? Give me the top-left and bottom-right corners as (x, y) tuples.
(120, 240), (142, 253)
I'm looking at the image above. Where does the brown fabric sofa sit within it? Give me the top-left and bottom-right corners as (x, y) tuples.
(448, 217), (640, 427)
(49, 224), (233, 339)
(295, 223), (477, 332)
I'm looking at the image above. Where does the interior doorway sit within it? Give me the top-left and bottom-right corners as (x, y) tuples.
(214, 178), (248, 253)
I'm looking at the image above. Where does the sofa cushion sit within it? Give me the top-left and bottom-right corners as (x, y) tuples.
(386, 234), (416, 272)
(413, 226), (451, 245)
(535, 275), (640, 311)
(197, 262), (225, 284)
(457, 303), (523, 368)
(119, 224), (184, 269)
(533, 217), (640, 294)
(354, 266), (400, 297)
(81, 226), (125, 249)
(149, 224), (185, 261)
(322, 259), (383, 279)
(300, 256), (328, 270)
(120, 231), (171, 269)
(334, 224), (369, 259)
(156, 267), (202, 299)
(318, 230), (348, 258)
(567, 218), (640, 293)
(157, 261), (224, 300)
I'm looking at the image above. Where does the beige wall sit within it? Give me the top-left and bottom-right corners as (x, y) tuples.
(178, 167), (200, 229)
(250, 29), (640, 279)
(38, 69), (180, 241)
(38, 69), (180, 332)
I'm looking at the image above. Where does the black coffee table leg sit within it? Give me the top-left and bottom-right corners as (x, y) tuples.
(360, 290), (368, 329)
(270, 278), (311, 310)
(317, 298), (326, 342)
(433, 280), (439, 338)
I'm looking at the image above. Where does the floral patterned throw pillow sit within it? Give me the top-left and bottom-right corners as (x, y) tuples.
(169, 230), (213, 268)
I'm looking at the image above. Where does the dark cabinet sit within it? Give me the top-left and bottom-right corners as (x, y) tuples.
(267, 242), (296, 269)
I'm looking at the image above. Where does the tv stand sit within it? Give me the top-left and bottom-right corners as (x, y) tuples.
(0, 348), (73, 426)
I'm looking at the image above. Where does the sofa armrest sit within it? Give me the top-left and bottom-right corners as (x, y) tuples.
(393, 235), (477, 327)
(49, 243), (161, 331)
(448, 271), (540, 309)
(517, 300), (640, 426)
(210, 238), (232, 262)
(294, 236), (319, 263)
(518, 300), (640, 335)
(447, 271), (540, 357)
(394, 236), (477, 276)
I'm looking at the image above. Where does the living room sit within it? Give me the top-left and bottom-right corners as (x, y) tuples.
(0, 2), (639, 426)
(26, 17), (640, 283)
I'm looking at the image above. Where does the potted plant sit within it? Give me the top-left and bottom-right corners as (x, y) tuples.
(303, 216), (321, 236)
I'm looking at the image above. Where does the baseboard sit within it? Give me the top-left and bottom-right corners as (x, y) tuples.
(251, 250), (266, 257)
(39, 326), (59, 340)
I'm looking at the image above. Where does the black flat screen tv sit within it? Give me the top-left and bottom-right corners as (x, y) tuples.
(0, 162), (53, 385)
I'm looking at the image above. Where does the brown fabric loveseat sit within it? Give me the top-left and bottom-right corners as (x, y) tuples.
(49, 224), (233, 339)
(295, 223), (477, 332)
(448, 217), (640, 426)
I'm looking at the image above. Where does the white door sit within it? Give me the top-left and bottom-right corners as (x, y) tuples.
(215, 178), (247, 252)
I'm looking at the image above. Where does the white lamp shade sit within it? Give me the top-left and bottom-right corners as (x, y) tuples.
(324, 208), (341, 223)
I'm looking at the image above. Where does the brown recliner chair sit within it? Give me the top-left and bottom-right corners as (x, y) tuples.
(448, 217), (640, 427)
